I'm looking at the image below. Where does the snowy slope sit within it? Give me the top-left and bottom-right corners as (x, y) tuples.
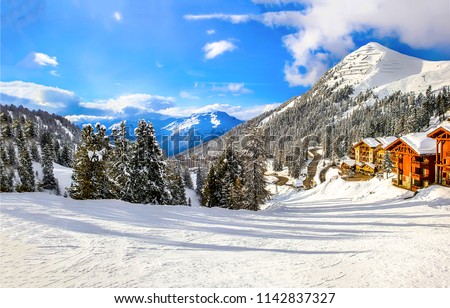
(328, 42), (450, 97)
(1, 176), (449, 288)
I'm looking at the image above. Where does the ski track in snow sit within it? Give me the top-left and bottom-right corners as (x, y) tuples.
(1, 180), (450, 288)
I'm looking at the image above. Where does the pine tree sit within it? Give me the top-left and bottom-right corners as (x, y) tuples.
(15, 124), (35, 192)
(60, 143), (72, 167)
(241, 127), (270, 211)
(382, 150), (395, 179)
(110, 121), (131, 199)
(124, 120), (171, 204)
(41, 142), (57, 190)
(202, 165), (221, 207)
(167, 162), (187, 205)
(182, 166), (194, 189)
(30, 142), (40, 162)
(69, 124), (112, 199)
(0, 156), (13, 192)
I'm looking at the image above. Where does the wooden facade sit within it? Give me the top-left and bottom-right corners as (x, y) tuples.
(386, 136), (436, 191)
(427, 124), (450, 187)
(354, 139), (379, 164)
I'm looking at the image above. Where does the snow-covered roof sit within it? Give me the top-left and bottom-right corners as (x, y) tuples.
(427, 122), (450, 138)
(376, 136), (397, 149)
(400, 132), (436, 155)
(356, 162), (364, 167)
(341, 160), (356, 167)
(362, 137), (381, 148)
(364, 162), (376, 169)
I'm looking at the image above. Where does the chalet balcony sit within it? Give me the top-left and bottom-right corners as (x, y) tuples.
(412, 173), (421, 181)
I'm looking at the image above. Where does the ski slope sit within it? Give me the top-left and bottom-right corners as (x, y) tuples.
(1, 174), (449, 288)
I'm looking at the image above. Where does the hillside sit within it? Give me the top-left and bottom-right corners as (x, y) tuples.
(180, 42), (450, 163)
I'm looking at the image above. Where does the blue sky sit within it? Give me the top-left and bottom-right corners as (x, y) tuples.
(1, 0), (450, 121)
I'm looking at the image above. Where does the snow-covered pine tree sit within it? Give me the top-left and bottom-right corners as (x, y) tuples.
(195, 163), (206, 195)
(124, 120), (171, 204)
(202, 165), (221, 207)
(241, 127), (270, 211)
(15, 123), (35, 192)
(69, 124), (112, 199)
(40, 141), (57, 191)
(60, 143), (72, 167)
(182, 166), (194, 189)
(382, 150), (395, 179)
(0, 155), (13, 192)
(110, 121), (131, 199)
(167, 161), (187, 205)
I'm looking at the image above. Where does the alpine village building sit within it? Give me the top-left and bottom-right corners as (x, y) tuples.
(385, 132), (436, 191)
(427, 123), (450, 187)
(344, 121), (450, 191)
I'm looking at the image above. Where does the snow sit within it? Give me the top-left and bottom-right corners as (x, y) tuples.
(329, 42), (450, 98)
(400, 132), (436, 155)
(377, 136), (397, 149)
(364, 162), (376, 170)
(2, 172), (450, 287)
(259, 96), (299, 125)
(342, 159), (356, 167)
(210, 113), (220, 128)
(362, 137), (380, 148)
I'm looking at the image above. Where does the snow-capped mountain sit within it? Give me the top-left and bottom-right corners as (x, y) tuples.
(326, 42), (450, 97)
(182, 42), (450, 159)
(97, 111), (242, 156)
(158, 111), (243, 156)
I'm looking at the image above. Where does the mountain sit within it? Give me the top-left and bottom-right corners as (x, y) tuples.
(157, 111), (243, 156)
(325, 42), (450, 97)
(180, 42), (450, 162)
(90, 111), (243, 156)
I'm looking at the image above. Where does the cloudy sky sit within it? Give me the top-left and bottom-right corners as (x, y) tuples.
(1, 0), (450, 121)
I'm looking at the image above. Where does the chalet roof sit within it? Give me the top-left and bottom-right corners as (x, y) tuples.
(356, 162), (364, 167)
(363, 137), (381, 148)
(376, 136), (397, 149)
(400, 132), (436, 155)
(341, 159), (356, 167)
(427, 122), (450, 138)
(364, 162), (376, 169)
(355, 137), (380, 148)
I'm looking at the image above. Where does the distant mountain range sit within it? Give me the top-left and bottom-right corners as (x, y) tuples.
(83, 111), (243, 156)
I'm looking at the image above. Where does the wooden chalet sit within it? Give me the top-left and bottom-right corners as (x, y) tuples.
(386, 132), (436, 191)
(341, 160), (356, 173)
(354, 138), (380, 164)
(375, 136), (397, 172)
(362, 162), (377, 175)
(427, 123), (450, 187)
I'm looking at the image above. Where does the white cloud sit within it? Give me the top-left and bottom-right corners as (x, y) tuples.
(158, 103), (280, 120)
(206, 29), (216, 35)
(156, 62), (163, 68)
(203, 40), (237, 60)
(18, 52), (58, 68)
(187, 0), (450, 86)
(0, 81), (77, 110)
(80, 93), (176, 113)
(65, 115), (115, 123)
(113, 11), (122, 21)
(50, 70), (60, 77)
(179, 91), (200, 100)
(185, 14), (251, 24)
(212, 82), (252, 95)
